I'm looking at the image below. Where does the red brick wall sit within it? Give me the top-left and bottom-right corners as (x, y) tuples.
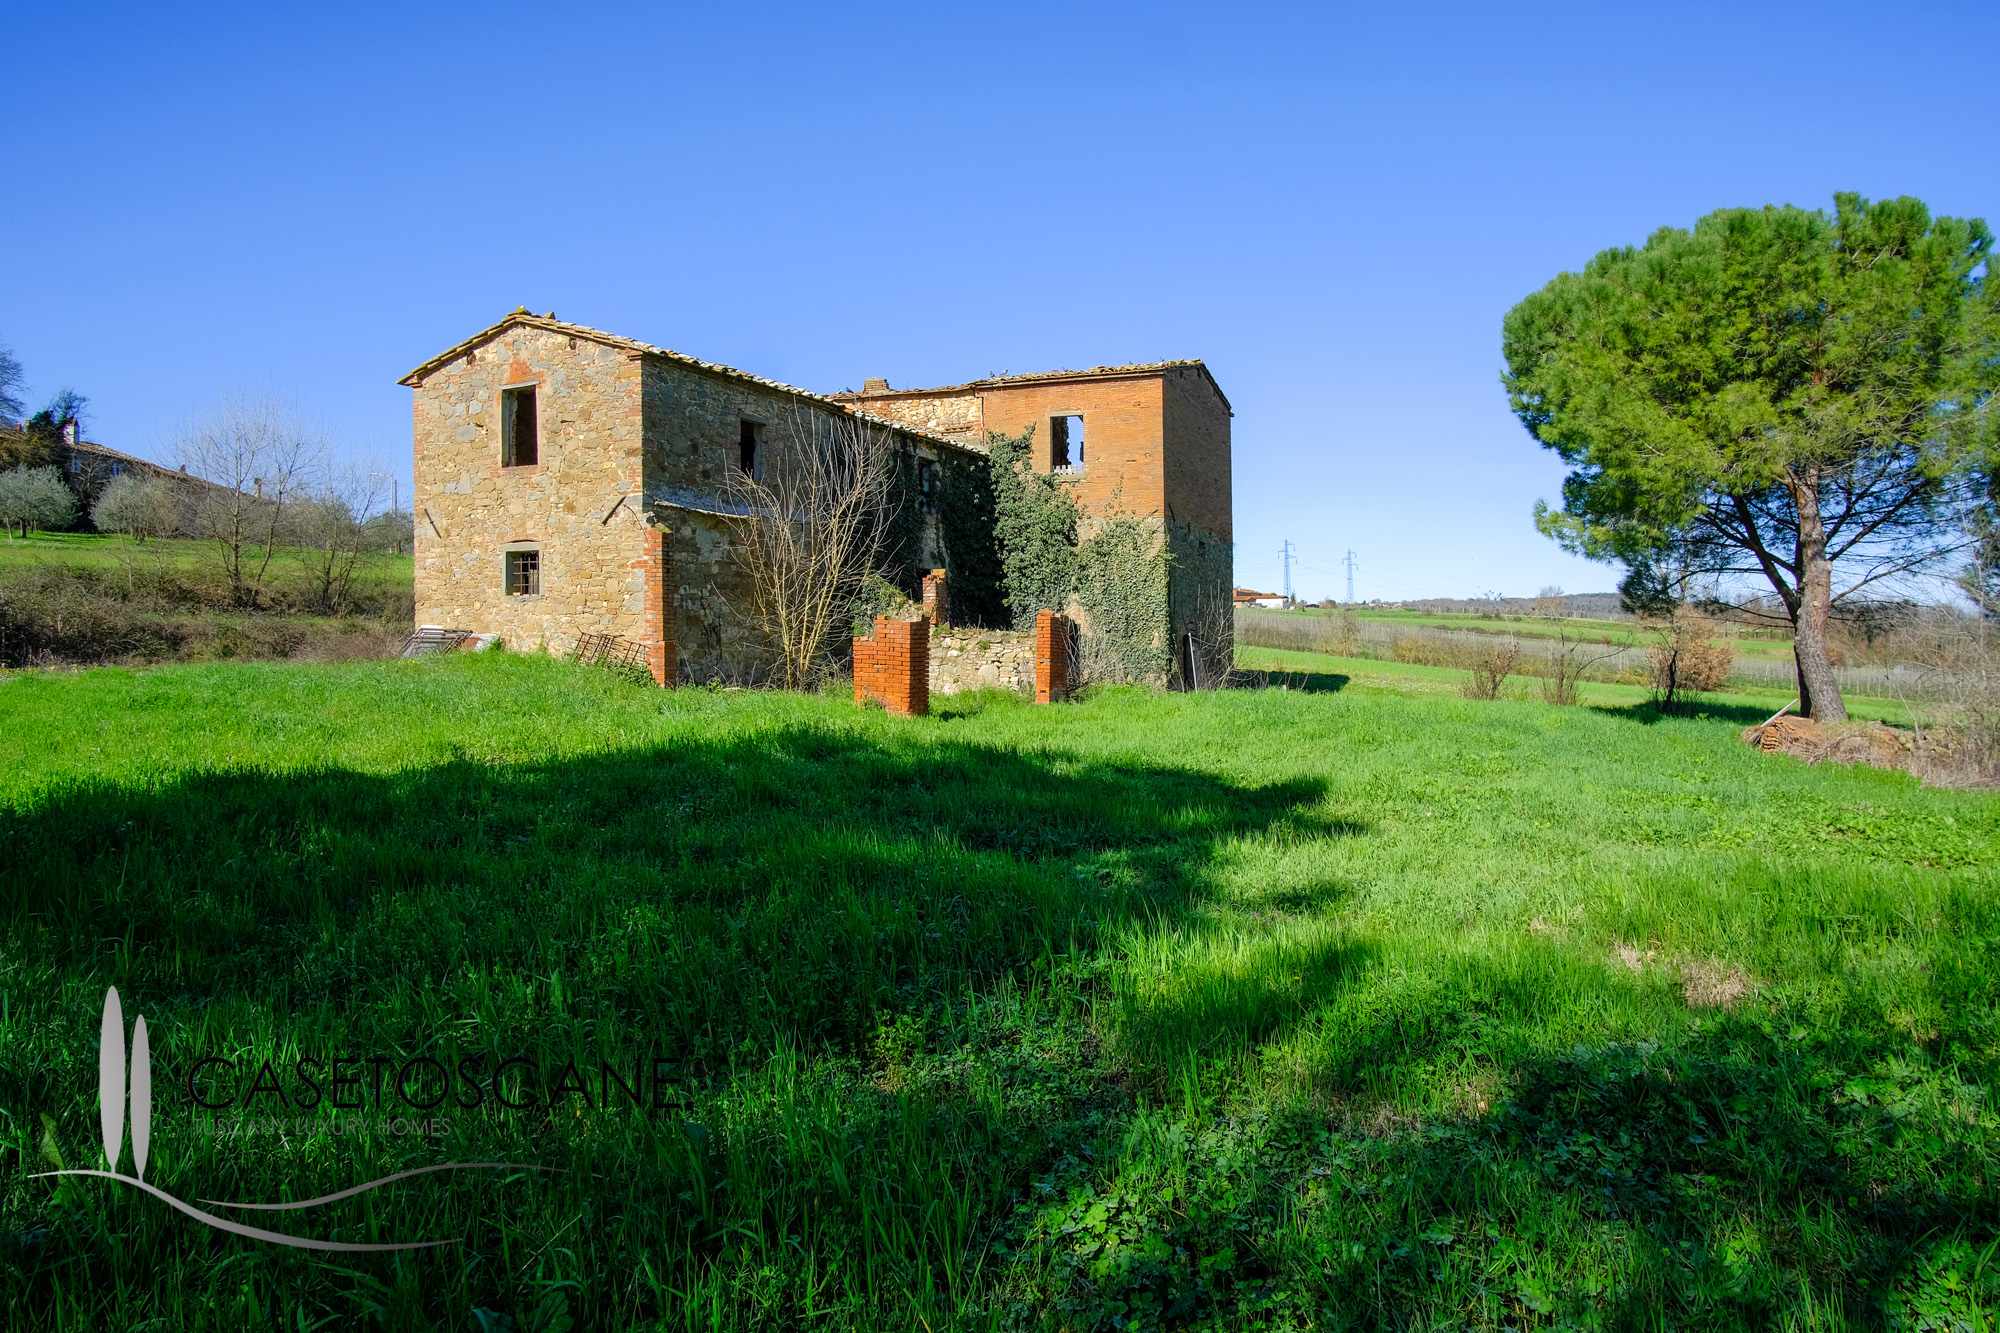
(636, 523), (676, 686)
(921, 568), (948, 626)
(976, 379), (1166, 531)
(853, 616), (930, 716)
(1035, 609), (1070, 703)
(1160, 368), (1232, 543)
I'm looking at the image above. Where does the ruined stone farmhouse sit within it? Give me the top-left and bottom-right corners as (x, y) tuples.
(401, 310), (1232, 688)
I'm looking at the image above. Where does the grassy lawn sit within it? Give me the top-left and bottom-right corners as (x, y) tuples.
(3, 653), (1997, 1328)
(0, 529), (413, 601)
(1235, 644), (1918, 726)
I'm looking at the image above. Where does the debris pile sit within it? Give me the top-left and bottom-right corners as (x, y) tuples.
(1742, 714), (1911, 769)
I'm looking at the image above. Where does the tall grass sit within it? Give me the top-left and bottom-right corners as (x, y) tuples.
(2, 653), (1997, 1328)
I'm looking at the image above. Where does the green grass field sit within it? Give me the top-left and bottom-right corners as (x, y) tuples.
(3, 653), (1997, 1329)
(1234, 644), (1916, 726)
(0, 529), (413, 601)
(1264, 606), (1804, 664)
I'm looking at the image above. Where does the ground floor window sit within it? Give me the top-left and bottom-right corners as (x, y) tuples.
(505, 549), (541, 596)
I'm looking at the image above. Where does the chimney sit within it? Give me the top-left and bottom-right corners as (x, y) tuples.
(862, 377), (889, 394)
(253, 477), (264, 498)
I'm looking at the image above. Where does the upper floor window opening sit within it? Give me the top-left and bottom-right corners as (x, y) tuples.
(918, 458), (939, 515)
(738, 419), (764, 479)
(502, 385), (539, 467)
(1051, 415), (1085, 472)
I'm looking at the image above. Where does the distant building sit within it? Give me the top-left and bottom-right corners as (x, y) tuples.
(1234, 587), (1284, 608)
(0, 420), (205, 526)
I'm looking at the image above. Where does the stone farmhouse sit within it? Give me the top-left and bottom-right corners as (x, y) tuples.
(400, 310), (1232, 689)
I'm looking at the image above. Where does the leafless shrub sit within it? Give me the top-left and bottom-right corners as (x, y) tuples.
(1462, 643), (1520, 700)
(1894, 609), (2000, 787)
(1393, 633), (1456, 668)
(288, 463), (389, 615)
(1644, 606), (1733, 710)
(723, 405), (897, 691)
(178, 396), (319, 607)
(1542, 626), (1633, 705)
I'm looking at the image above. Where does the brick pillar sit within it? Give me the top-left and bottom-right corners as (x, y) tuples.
(1035, 609), (1069, 704)
(854, 616), (929, 716)
(636, 523), (676, 687)
(921, 568), (949, 626)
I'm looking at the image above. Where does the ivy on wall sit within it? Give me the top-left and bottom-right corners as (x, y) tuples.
(903, 426), (1224, 682)
(879, 445), (930, 597)
(935, 448), (1007, 628)
(986, 428), (1078, 631)
(1074, 511), (1172, 683)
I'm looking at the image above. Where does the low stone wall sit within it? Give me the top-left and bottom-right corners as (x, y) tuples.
(930, 626), (1035, 695)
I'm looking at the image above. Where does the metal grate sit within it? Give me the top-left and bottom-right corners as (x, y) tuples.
(401, 626), (474, 658)
(505, 549), (541, 596)
(571, 633), (649, 672)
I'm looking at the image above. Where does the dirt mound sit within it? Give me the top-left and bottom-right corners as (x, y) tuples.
(1742, 715), (1910, 769)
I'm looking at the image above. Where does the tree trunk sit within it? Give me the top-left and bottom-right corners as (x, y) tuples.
(1789, 468), (1848, 722)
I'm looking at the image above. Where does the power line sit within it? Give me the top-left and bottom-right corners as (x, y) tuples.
(1345, 549), (1356, 604)
(1279, 539), (1295, 604)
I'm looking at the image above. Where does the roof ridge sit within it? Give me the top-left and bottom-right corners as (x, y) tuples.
(829, 357), (1232, 413)
(399, 312), (982, 455)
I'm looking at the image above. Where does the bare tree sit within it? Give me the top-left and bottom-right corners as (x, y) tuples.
(289, 462), (389, 614)
(177, 396), (318, 606)
(1540, 626), (1631, 705)
(721, 405), (897, 690)
(0, 342), (24, 423)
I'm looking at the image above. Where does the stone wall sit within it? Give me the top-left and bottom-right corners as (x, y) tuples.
(843, 390), (984, 443)
(408, 324), (652, 659)
(929, 625), (1035, 695)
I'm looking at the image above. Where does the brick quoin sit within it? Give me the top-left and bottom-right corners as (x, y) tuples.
(636, 523), (676, 687)
(853, 616), (929, 716)
(921, 569), (948, 627)
(1035, 609), (1070, 704)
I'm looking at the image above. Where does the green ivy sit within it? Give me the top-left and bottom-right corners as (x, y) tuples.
(931, 442), (1003, 628)
(879, 444), (929, 598)
(987, 427), (1079, 631)
(1076, 512), (1172, 683)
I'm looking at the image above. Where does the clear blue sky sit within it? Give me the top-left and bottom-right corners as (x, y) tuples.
(3, 2), (1990, 602)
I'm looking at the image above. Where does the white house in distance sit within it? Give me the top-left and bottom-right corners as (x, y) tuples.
(1234, 586), (1285, 608)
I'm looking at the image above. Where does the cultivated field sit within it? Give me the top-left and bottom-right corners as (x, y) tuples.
(3, 653), (1997, 1329)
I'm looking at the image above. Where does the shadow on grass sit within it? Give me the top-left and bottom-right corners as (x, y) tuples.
(1230, 669), (1352, 693)
(1590, 697), (1789, 726)
(1073, 939), (1997, 1327)
(1, 725), (1339, 1059)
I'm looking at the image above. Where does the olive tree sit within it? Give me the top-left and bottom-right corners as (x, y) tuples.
(0, 465), (78, 536)
(1504, 193), (1999, 720)
(90, 473), (183, 542)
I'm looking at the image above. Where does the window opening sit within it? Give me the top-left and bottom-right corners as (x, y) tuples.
(738, 420), (763, 478)
(1051, 415), (1084, 471)
(502, 386), (539, 467)
(918, 458), (939, 515)
(504, 549), (541, 596)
